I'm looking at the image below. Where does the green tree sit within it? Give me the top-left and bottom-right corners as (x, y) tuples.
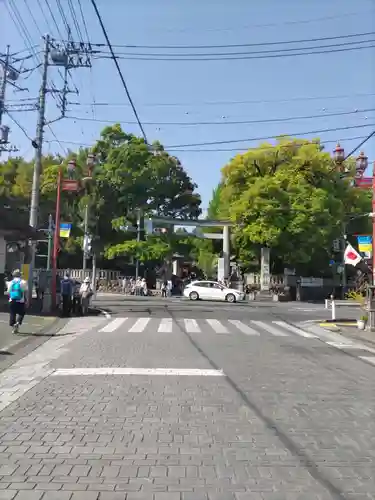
(218, 138), (371, 274)
(94, 124), (202, 262)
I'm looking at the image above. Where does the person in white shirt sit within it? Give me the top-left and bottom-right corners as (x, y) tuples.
(7, 269), (28, 333)
(79, 277), (93, 315)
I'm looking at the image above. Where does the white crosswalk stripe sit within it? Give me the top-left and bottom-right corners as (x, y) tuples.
(251, 320), (288, 337)
(129, 317), (150, 332)
(95, 316), (324, 339)
(206, 319), (229, 334)
(99, 318), (127, 333)
(183, 319), (200, 333)
(228, 320), (259, 336)
(272, 320), (318, 338)
(158, 318), (173, 332)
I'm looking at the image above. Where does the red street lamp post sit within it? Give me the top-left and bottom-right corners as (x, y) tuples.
(51, 165), (62, 308)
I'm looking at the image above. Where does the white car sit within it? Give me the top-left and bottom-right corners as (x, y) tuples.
(183, 280), (244, 303)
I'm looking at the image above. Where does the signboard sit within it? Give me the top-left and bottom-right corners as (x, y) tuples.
(59, 223), (72, 238)
(357, 235), (372, 258)
(260, 247), (270, 291)
(355, 177), (372, 189)
(62, 179), (79, 192)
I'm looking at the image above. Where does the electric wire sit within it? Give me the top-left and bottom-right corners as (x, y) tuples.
(69, 92), (375, 109)
(94, 43), (375, 61)
(83, 30), (375, 50)
(89, 0), (148, 143)
(96, 38), (375, 59)
(64, 107), (375, 127)
(165, 123), (375, 149)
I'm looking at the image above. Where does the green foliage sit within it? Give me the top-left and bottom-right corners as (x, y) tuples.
(215, 137), (371, 273)
(0, 125), (202, 269)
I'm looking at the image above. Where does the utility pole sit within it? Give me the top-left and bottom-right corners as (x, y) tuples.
(0, 45), (10, 126)
(135, 208), (143, 280)
(29, 35), (50, 229)
(28, 35), (50, 303)
(82, 205), (89, 271)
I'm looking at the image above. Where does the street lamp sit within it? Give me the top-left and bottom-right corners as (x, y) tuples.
(355, 151), (368, 179)
(333, 142), (345, 170)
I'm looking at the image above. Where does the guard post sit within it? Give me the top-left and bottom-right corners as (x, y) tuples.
(366, 286), (375, 330)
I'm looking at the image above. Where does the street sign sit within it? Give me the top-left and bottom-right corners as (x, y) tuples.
(355, 177), (372, 189)
(62, 179), (79, 191)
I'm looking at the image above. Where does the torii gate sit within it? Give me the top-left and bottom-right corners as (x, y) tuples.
(147, 217), (234, 278)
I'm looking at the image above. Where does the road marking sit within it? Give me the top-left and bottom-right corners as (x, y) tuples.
(358, 356), (375, 366)
(272, 321), (318, 338)
(52, 367), (225, 377)
(158, 318), (173, 332)
(206, 319), (229, 334)
(251, 320), (289, 336)
(99, 318), (127, 332)
(183, 319), (200, 333)
(229, 320), (259, 335)
(326, 342), (357, 349)
(129, 317), (150, 332)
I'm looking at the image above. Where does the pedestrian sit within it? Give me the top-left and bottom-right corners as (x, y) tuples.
(79, 277), (93, 315)
(161, 280), (167, 298)
(60, 273), (73, 317)
(7, 269), (28, 334)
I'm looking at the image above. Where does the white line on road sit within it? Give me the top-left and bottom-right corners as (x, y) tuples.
(358, 356), (375, 366)
(272, 321), (318, 338)
(99, 318), (127, 332)
(129, 317), (150, 332)
(52, 367), (225, 376)
(229, 320), (259, 335)
(158, 318), (173, 333)
(183, 319), (201, 333)
(206, 319), (229, 334)
(251, 320), (289, 336)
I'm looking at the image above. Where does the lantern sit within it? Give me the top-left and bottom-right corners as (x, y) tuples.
(67, 159), (76, 180)
(86, 153), (95, 177)
(333, 142), (345, 164)
(355, 151), (368, 178)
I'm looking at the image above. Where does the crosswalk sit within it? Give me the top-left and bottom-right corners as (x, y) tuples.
(94, 317), (319, 339)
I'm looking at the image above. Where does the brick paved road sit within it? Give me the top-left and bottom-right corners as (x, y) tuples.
(0, 312), (374, 499)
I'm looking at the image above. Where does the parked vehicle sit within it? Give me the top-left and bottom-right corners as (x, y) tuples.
(183, 280), (245, 303)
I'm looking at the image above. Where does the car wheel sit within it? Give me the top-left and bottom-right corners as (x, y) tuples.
(189, 291), (199, 301)
(226, 293), (236, 303)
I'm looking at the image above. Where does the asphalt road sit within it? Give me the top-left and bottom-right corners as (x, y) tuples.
(92, 293), (343, 324)
(0, 295), (373, 498)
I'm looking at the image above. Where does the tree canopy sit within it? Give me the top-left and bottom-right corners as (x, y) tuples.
(211, 138), (371, 274)
(0, 124), (202, 270)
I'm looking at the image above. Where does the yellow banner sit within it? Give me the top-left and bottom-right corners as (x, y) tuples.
(22, 264), (30, 281)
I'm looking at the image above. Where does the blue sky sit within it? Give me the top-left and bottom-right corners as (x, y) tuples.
(1, 0), (375, 212)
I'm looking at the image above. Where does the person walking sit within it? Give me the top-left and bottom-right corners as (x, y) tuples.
(79, 277), (93, 315)
(7, 269), (28, 334)
(60, 274), (73, 317)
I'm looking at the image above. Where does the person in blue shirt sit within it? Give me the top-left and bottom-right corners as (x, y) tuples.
(60, 273), (73, 317)
(7, 269), (28, 334)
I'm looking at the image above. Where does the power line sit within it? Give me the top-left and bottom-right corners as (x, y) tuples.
(89, 0), (148, 143)
(344, 130), (375, 160)
(97, 38), (375, 59)
(85, 30), (375, 50)
(5, 111), (33, 142)
(148, 10), (369, 34)
(43, 135), (372, 155)
(94, 42), (375, 62)
(69, 92), (375, 109)
(65, 108), (375, 127)
(166, 123), (375, 148)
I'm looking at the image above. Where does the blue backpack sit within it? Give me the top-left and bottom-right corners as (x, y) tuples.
(9, 279), (23, 301)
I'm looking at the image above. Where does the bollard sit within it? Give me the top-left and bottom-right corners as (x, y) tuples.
(331, 300), (336, 321)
